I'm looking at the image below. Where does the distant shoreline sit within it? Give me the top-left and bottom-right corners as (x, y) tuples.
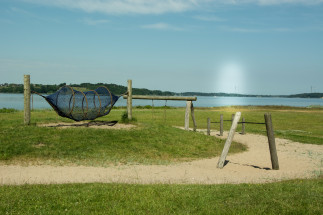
(0, 83), (322, 99)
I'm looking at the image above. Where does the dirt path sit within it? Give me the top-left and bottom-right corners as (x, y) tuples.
(1, 130), (322, 185)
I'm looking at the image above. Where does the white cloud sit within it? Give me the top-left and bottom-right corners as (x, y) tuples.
(20, 0), (323, 15)
(83, 18), (109, 25)
(22, 0), (198, 15)
(141, 22), (183, 31)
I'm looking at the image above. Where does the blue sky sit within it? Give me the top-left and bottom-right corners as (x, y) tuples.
(0, 0), (323, 94)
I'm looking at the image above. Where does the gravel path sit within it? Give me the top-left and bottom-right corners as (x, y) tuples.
(1, 130), (322, 185)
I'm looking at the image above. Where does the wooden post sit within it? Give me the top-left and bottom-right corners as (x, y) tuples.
(207, 117), (211, 135)
(190, 102), (197, 132)
(185, 101), (190, 130)
(241, 117), (245, 135)
(127, 80), (132, 120)
(264, 113), (279, 170)
(24, 75), (31, 125)
(220, 114), (223, 136)
(217, 112), (241, 168)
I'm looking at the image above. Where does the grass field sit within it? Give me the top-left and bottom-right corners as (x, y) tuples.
(1, 179), (322, 214)
(0, 106), (322, 214)
(0, 108), (246, 166)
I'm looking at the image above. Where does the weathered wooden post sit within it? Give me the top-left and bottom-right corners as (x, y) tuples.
(24, 75), (31, 125)
(207, 117), (211, 135)
(241, 117), (245, 135)
(264, 113), (279, 170)
(190, 102), (197, 132)
(185, 101), (191, 130)
(220, 114), (223, 136)
(127, 79), (132, 120)
(217, 112), (241, 168)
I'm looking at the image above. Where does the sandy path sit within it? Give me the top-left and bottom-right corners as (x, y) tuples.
(1, 130), (322, 185)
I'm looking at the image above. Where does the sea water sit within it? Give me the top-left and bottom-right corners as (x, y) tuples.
(0, 93), (322, 110)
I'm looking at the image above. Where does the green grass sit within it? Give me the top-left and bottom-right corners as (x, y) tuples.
(0, 109), (245, 166)
(116, 106), (323, 145)
(0, 106), (322, 214)
(1, 179), (322, 214)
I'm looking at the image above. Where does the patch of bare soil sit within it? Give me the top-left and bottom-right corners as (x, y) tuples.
(0, 130), (322, 185)
(38, 122), (136, 130)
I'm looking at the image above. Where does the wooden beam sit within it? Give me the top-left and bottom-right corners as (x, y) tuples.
(123, 95), (197, 101)
(217, 112), (241, 169)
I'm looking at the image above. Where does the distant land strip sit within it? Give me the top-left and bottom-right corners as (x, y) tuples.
(0, 83), (322, 98)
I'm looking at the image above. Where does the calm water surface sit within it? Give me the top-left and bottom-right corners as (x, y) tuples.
(0, 93), (322, 110)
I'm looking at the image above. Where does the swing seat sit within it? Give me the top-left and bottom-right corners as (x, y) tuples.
(34, 86), (119, 121)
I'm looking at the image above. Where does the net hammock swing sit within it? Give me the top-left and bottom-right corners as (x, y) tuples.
(32, 85), (120, 122)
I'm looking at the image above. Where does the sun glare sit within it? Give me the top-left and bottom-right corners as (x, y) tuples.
(215, 62), (246, 94)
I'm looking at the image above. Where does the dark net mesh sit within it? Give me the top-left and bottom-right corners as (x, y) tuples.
(44, 86), (119, 121)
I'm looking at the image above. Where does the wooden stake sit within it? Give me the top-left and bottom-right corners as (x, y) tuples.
(207, 117), (211, 135)
(264, 113), (279, 170)
(190, 102), (197, 131)
(24, 75), (31, 125)
(217, 112), (241, 168)
(220, 114), (223, 136)
(185, 101), (190, 130)
(127, 80), (132, 120)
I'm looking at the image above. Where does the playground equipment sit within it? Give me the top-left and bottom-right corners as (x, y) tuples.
(123, 80), (197, 130)
(24, 75), (120, 122)
(213, 112), (279, 170)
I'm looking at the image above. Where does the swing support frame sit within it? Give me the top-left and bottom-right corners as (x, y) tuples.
(123, 80), (197, 131)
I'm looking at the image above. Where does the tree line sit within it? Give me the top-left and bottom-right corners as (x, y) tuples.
(0, 83), (322, 98)
(0, 83), (175, 96)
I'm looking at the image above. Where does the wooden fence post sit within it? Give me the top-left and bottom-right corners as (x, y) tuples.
(190, 102), (197, 131)
(127, 80), (132, 120)
(220, 114), (223, 136)
(264, 113), (279, 170)
(217, 112), (241, 168)
(185, 101), (191, 130)
(241, 117), (245, 135)
(24, 75), (31, 125)
(207, 117), (211, 135)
